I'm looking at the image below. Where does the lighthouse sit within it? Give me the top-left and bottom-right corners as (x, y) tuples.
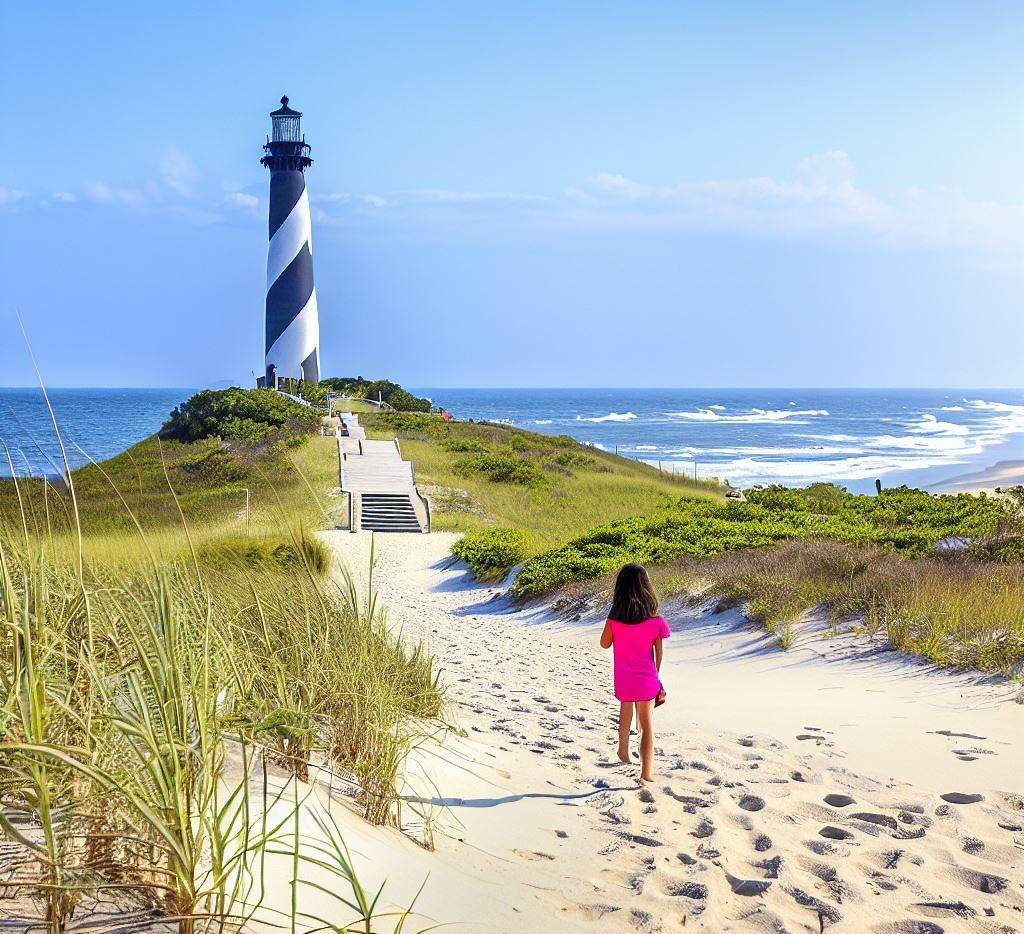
(261, 96), (319, 385)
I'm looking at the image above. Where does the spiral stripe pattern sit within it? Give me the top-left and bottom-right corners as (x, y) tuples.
(265, 170), (319, 382)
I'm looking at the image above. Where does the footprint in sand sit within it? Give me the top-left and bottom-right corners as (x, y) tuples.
(939, 792), (984, 804)
(786, 887), (842, 925)
(850, 811), (900, 832)
(513, 848), (555, 861)
(824, 793), (855, 808)
(819, 825), (855, 841)
(663, 879), (708, 900)
(754, 854), (782, 876)
(691, 817), (715, 839)
(725, 871), (771, 896)
(947, 865), (1008, 894)
(738, 794), (765, 812)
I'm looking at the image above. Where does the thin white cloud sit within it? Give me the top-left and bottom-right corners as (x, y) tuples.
(226, 191), (259, 209)
(84, 180), (147, 207)
(159, 149), (199, 198)
(53, 191), (77, 203)
(559, 152), (1021, 252)
(0, 187), (27, 207)
(396, 188), (546, 204)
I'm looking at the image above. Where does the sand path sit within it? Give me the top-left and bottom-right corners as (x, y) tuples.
(313, 530), (1024, 933)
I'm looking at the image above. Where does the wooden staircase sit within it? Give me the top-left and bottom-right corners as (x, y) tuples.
(336, 414), (429, 533)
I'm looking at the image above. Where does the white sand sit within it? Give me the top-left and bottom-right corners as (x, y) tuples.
(254, 531), (1024, 933)
(932, 458), (1024, 493)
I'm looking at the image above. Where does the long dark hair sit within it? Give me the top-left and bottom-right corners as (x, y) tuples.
(609, 563), (659, 624)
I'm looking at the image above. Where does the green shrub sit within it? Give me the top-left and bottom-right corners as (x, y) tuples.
(178, 445), (249, 484)
(512, 485), (1016, 599)
(454, 453), (543, 486)
(368, 412), (444, 435)
(443, 437), (491, 453)
(161, 388), (320, 444)
(552, 450), (596, 470)
(316, 377), (432, 412)
(452, 527), (529, 579)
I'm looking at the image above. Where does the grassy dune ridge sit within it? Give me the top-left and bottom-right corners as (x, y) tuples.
(370, 411), (1024, 674)
(0, 389), (444, 929)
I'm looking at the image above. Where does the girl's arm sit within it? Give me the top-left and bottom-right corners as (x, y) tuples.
(654, 637), (664, 671)
(600, 620), (613, 649)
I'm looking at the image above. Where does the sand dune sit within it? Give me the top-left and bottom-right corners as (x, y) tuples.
(271, 531), (1024, 932)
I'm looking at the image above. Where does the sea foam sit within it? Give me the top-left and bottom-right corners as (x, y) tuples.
(576, 412), (638, 423)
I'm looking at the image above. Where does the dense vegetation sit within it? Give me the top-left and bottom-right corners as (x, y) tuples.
(360, 411), (723, 553)
(451, 527), (530, 580)
(304, 376), (433, 412)
(512, 484), (1012, 598)
(161, 387), (321, 444)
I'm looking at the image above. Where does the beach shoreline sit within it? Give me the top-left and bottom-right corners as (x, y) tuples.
(931, 458), (1024, 493)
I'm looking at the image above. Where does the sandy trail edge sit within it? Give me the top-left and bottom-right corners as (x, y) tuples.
(252, 531), (1023, 933)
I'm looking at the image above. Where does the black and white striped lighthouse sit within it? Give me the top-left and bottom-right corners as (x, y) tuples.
(261, 96), (319, 385)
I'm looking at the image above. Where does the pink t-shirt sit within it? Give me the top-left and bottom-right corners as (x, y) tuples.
(609, 616), (670, 702)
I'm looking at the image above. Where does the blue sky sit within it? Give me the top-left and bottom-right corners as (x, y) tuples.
(1, 1), (1021, 388)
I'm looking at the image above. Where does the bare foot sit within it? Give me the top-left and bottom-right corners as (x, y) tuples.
(617, 748), (632, 764)
(640, 772), (654, 782)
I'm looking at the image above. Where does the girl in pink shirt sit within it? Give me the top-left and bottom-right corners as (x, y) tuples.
(600, 563), (669, 782)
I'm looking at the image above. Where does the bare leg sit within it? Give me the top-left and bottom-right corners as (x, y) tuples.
(636, 699), (655, 781)
(617, 701), (633, 763)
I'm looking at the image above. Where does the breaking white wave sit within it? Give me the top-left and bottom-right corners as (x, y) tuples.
(634, 444), (659, 451)
(576, 412), (638, 423)
(695, 453), (965, 484)
(683, 399), (1024, 486)
(533, 419), (553, 425)
(665, 407), (829, 423)
(680, 444), (852, 457)
(908, 413), (969, 436)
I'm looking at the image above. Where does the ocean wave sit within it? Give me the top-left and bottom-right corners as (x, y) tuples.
(647, 452), (970, 485)
(665, 408), (829, 423)
(576, 412), (638, 423)
(634, 444), (659, 451)
(533, 419), (553, 425)
(908, 413), (969, 436)
(682, 444), (851, 457)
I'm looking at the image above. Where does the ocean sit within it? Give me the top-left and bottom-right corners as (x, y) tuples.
(0, 388), (193, 478)
(416, 388), (1024, 492)
(3, 387), (1024, 493)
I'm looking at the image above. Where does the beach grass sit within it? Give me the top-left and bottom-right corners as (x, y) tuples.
(577, 539), (1024, 673)
(0, 393), (443, 929)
